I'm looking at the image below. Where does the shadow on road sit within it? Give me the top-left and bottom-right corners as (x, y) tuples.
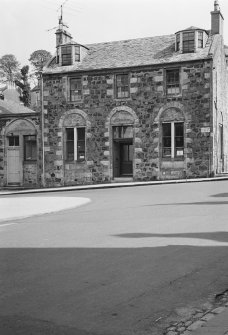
(113, 232), (228, 242)
(144, 201), (228, 206)
(211, 193), (228, 197)
(1, 246), (228, 335)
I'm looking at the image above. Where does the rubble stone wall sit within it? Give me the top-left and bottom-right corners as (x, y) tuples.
(43, 59), (220, 185)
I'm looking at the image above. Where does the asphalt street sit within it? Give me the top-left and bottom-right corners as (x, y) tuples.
(1, 181), (228, 335)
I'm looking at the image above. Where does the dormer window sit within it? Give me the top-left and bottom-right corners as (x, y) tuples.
(57, 44), (82, 66)
(75, 46), (80, 62)
(183, 31), (195, 53)
(62, 46), (72, 66)
(198, 31), (203, 48)
(176, 34), (180, 51)
(175, 28), (208, 53)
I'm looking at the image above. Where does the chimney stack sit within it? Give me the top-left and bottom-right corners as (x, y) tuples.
(211, 0), (224, 35)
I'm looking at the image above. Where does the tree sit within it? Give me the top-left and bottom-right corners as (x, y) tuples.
(15, 65), (31, 107)
(0, 54), (20, 82)
(29, 49), (52, 75)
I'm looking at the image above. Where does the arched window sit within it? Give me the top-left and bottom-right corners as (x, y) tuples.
(160, 108), (185, 159)
(63, 112), (86, 162)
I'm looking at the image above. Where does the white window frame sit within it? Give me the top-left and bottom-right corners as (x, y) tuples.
(65, 127), (85, 162)
(162, 122), (184, 159)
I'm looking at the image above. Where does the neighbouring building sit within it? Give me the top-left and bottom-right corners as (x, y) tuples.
(0, 1), (228, 188)
(0, 99), (41, 187)
(0, 81), (22, 104)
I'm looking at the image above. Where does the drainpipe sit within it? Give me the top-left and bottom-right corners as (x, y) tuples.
(40, 73), (46, 187)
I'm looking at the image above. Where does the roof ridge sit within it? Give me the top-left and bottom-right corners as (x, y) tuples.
(85, 34), (175, 47)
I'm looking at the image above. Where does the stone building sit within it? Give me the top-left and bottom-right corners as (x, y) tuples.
(0, 99), (41, 187)
(40, 1), (228, 187)
(1, 1), (228, 188)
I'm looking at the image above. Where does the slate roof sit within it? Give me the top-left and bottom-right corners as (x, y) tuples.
(0, 99), (37, 115)
(44, 32), (217, 75)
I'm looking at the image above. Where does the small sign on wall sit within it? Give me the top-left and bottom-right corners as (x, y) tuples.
(201, 127), (210, 133)
(176, 150), (184, 156)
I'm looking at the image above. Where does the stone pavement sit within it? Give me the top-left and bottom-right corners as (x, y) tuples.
(189, 306), (228, 335)
(0, 175), (228, 196)
(165, 304), (228, 335)
(164, 290), (228, 335)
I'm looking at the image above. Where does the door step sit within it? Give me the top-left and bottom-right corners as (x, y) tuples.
(113, 177), (133, 183)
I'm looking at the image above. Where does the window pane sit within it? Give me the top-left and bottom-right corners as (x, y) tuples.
(75, 46), (80, 61)
(9, 136), (19, 146)
(175, 123), (184, 157)
(163, 148), (171, 157)
(183, 32), (195, 53)
(66, 142), (74, 161)
(113, 126), (133, 139)
(113, 127), (119, 139)
(198, 32), (203, 48)
(66, 128), (74, 140)
(77, 127), (85, 141)
(70, 78), (82, 101)
(24, 136), (37, 160)
(123, 126), (133, 138)
(166, 70), (180, 95)
(163, 123), (171, 137)
(175, 123), (183, 136)
(116, 74), (129, 98)
(77, 128), (85, 161)
(163, 137), (172, 147)
(162, 123), (171, 157)
(66, 128), (74, 161)
(62, 46), (72, 65)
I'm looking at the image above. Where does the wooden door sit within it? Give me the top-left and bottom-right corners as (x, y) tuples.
(7, 148), (21, 184)
(120, 143), (133, 176)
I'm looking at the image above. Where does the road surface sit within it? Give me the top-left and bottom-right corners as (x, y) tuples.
(1, 180), (228, 334)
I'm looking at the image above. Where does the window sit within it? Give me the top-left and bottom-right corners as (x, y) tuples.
(8, 136), (19, 146)
(219, 124), (223, 160)
(66, 127), (85, 161)
(70, 78), (82, 101)
(24, 135), (37, 161)
(166, 69), (180, 95)
(56, 49), (59, 64)
(198, 31), (203, 48)
(75, 46), (80, 62)
(66, 128), (74, 161)
(61, 46), (72, 66)
(176, 33), (180, 51)
(113, 126), (133, 139)
(116, 74), (129, 98)
(183, 32), (195, 53)
(162, 122), (184, 158)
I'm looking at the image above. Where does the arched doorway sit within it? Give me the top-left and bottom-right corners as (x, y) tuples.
(113, 125), (134, 177)
(5, 119), (37, 185)
(109, 108), (138, 178)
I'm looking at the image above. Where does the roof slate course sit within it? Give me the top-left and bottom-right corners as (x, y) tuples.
(44, 33), (214, 74)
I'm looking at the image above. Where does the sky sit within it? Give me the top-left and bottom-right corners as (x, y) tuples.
(1, 0), (228, 67)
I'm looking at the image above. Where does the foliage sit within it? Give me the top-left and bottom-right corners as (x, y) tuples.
(29, 49), (52, 75)
(0, 54), (20, 82)
(15, 65), (31, 107)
